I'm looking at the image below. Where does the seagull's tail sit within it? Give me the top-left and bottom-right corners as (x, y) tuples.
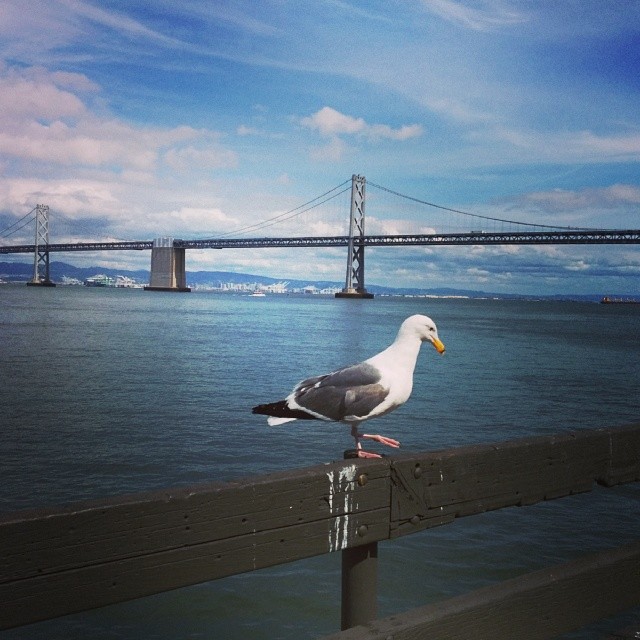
(252, 400), (317, 426)
(267, 416), (298, 426)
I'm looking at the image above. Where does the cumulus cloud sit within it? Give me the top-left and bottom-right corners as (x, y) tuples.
(301, 107), (423, 141)
(0, 177), (122, 220)
(0, 63), (240, 241)
(0, 64), (213, 172)
(0, 65), (89, 124)
(302, 107), (365, 136)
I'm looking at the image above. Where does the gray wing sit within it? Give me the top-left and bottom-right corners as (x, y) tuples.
(291, 362), (389, 421)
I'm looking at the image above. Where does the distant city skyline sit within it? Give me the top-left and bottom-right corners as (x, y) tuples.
(1, 1), (639, 295)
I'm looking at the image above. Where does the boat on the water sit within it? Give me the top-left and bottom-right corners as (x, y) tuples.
(84, 274), (114, 287)
(600, 296), (640, 304)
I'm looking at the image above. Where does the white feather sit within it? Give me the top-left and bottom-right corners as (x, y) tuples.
(267, 416), (298, 426)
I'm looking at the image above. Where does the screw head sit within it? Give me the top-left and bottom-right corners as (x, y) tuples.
(357, 473), (368, 486)
(357, 525), (369, 537)
(413, 464), (422, 479)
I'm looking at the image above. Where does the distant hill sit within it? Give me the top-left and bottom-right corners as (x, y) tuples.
(0, 260), (151, 284)
(0, 259), (624, 302)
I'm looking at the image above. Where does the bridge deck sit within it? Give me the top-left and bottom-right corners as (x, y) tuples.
(2, 229), (640, 253)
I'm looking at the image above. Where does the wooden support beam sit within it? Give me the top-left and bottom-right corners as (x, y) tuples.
(322, 540), (640, 640)
(341, 543), (378, 630)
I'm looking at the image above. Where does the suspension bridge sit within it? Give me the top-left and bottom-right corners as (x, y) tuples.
(1, 175), (639, 294)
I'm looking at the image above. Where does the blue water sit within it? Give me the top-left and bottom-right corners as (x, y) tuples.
(1, 285), (639, 638)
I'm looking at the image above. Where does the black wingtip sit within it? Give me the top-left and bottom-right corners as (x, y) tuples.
(253, 400), (284, 415)
(252, 400), (318, 420)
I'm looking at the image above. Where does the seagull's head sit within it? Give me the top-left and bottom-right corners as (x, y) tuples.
(402, 314), (446, 354)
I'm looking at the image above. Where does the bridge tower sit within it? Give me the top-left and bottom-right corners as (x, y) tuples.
(144, 238), (191, 292)
(335, 174), (373, 299)
(27, 204), (56, 287)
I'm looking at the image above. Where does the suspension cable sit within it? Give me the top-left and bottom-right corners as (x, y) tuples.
(367, 181), (592, 231)
(227, 187), (351, 237)
(0, 207), (37, 239)
(208, 179), (351, 238)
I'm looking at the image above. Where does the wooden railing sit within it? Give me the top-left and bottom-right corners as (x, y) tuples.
(1, 424), (639, 638)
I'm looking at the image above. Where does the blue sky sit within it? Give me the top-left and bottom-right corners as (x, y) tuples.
(1, 0), (639, 294)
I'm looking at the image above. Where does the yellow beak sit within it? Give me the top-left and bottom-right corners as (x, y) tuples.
(431, 337), (446, 354)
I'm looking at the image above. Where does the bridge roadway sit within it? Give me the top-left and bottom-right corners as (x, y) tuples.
(2, 229), (640, 254)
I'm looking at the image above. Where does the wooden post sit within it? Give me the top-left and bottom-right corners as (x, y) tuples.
(340, 448), (379, 630)
(341, 541), (378, 630)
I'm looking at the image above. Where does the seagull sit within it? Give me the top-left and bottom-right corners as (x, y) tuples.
(252, 314), (445, 458)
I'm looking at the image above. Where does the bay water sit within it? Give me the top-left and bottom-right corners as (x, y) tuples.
(1, 284), (639, 639)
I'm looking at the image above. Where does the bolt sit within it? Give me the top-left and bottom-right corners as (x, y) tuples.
(357, 524), (368, 537)
(357, 473), (368, 486)
(413, 464), (422, 479)
(410, 515), (420, 525)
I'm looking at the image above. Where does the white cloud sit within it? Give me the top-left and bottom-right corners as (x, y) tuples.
(565, 260), (591, 272)
(237, 124), (259, 136)
(425, 97), (494, 125)
(301, 107), (423, 141)
(302, 107), (365, 136)
(369, 123), (424, 141)
(466, 266), (491, 282)
(0, 63), (241, 242)
(366, 216), (436, 235)
(160, 207), (239, 232)
(0, 65), (88, 123)
(163, 145), (238, 172)
(508, 184), (640, 214)
(309, 136), (350, 162)
(0, 66), (233, 173)
(58, 0), (184, 49)
(482, 126), (640, 164)
(0, 178), (122, 218)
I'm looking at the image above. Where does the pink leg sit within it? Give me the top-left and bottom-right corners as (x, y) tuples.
(362, 433), (400, 448)
(350, 424), (399, 458)
(356, 441), (382, 459)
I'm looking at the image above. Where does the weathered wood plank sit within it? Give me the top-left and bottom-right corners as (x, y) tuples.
(0, 508), (390, 629)
(0, 458), (389, 628)
(322, 540), (640, 640)
(0, 458), (389, 583)
(389, 428), (618, 538)
(600, 425), (640, 486)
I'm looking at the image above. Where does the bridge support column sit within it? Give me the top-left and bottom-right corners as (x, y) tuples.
(144, 238), (191, 292)
(335, 175), (373, 299)
(27, 204), (55, 287)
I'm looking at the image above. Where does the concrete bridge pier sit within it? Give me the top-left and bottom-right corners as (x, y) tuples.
(144, 238), (191, 292)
